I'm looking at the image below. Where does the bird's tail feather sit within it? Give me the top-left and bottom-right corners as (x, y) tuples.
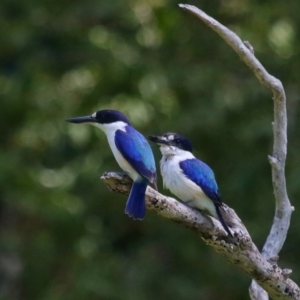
(215, 204), (233, 237)
(125, 180), (148, 220)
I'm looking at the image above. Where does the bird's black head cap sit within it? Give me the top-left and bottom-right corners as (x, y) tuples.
(164, 133), (193, 152)
(93, 110), (131, 125)
(148, 132), (193, 152)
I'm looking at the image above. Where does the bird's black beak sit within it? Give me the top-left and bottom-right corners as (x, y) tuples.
(148, 135), (170, 146)
(65, 115), (96, 124)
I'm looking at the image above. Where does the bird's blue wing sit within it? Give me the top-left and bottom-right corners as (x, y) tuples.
(115, 126), (156, 184)
(179, 158), (222, 204)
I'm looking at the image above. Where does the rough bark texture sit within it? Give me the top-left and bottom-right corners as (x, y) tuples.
(101, 172), (299, 300)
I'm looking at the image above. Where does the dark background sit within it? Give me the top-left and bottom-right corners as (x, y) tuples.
(1, 0), (300, 299)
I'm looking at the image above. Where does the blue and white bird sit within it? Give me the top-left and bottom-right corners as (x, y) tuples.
(66, 109), (157, 220)
(148, 132), (232, 236)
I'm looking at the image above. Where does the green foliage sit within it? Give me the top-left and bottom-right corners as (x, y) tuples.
(1, 0), (300, 299)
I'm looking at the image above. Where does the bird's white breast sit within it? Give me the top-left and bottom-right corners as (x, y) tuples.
(160, 149), (216, 215)
(94, 121), (140, 181)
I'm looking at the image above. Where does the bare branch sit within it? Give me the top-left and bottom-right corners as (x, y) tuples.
(178, 4), (293, 299)
(101, 172), (300, 300)
(99, 4), (295, 299)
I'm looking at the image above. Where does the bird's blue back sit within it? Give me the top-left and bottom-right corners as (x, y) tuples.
(115, 126), (156, 184)
(179, 158), (221, 204)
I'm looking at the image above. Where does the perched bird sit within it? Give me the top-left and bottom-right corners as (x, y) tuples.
(66, 109), (157, 220)
(148, 133), (232, 236)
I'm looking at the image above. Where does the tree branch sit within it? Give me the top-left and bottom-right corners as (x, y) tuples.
(101, 172), (299, 300)
(178, 4), (294, 300)
(100, 4), (296, 300)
